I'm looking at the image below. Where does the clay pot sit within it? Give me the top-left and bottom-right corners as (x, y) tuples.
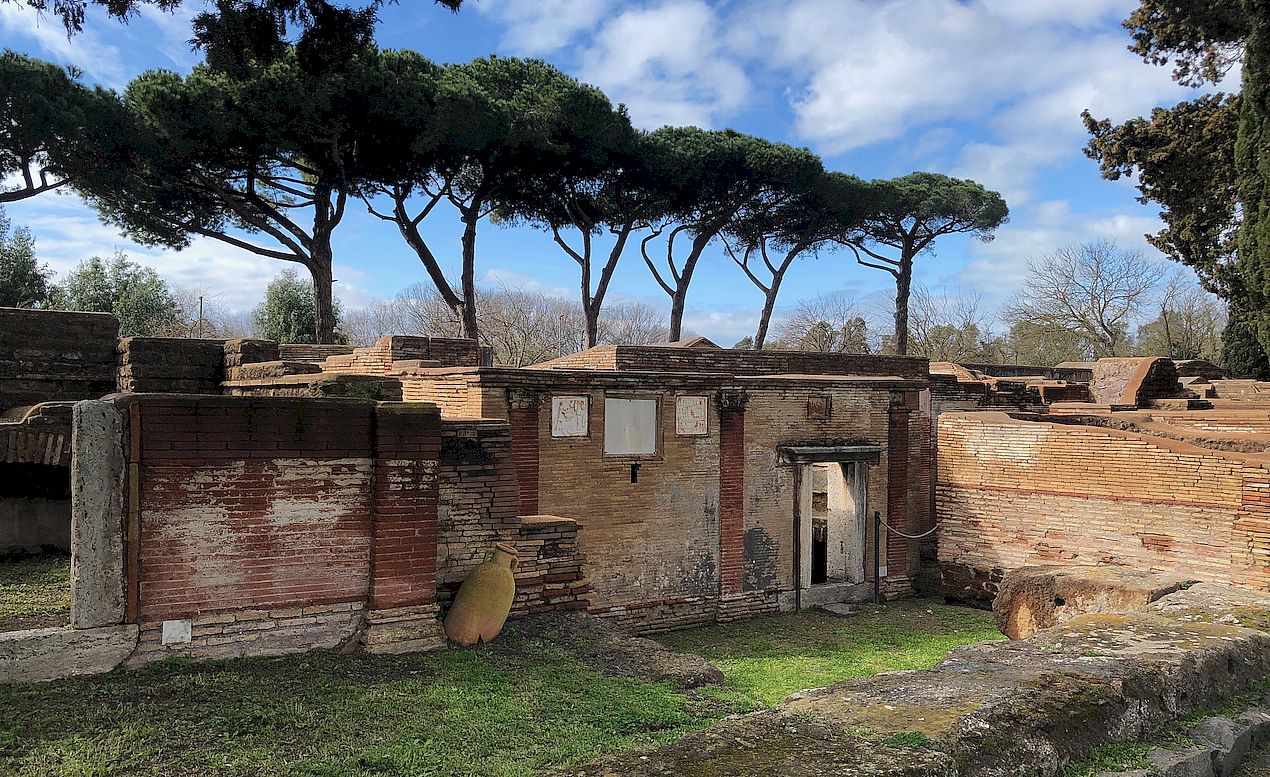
(444, 542), (519, 646)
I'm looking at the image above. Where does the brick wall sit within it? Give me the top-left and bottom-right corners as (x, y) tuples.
(435, 419), (521, 598)
(533, 344), (929, 379)
(0, 308), (117, 411)
(432, 418), (593, 615)
(455, 372), (928, 630)
(937, 411), (1270, 604)
(117, 337), (225, 394)
(278, 344), (355, 363)
(324, 336), (481, 375)
(534, 386), (725, 619)
(402, 373), (485, 417)
(509, 515), (591, 615)
(108, 394), (443, 663)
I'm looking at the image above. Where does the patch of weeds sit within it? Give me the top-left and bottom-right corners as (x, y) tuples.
(1058, 741), (1154, 777)
(884, 731), (937, 750)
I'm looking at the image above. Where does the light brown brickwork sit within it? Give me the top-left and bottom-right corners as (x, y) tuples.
(423, 367), (932, 627)
(937, 411), (1270, 604)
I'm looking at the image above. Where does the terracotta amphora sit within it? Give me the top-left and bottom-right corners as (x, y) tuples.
(444, 542), (519, 646)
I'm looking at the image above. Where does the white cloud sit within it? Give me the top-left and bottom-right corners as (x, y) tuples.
(956, 199), (1175, 299)
(578, 0), (749, 128)
(135, 3), (206, 71)
(477, 0), (612, 55)
(747, 0), (1190, 205)
(9, 194), (314, 313)
(481, 267), (572, 298)
(0, 4), (130, 87)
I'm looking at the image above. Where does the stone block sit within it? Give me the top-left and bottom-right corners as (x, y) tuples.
(993, 565), (1195, 640)
(361, 605), (447, 655)
(0, 625), (138, 684)
(70, 401), (126, 629)
(1147, 745), (1217, 777)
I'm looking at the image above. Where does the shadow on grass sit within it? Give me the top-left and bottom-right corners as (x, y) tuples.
(0, 638), (753, 777)
(0, 599), (1000, 776)
(0, 553), (70, 633)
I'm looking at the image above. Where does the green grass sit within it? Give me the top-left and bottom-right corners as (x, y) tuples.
(0, 554), (71, 632)
(1057, 741), (1155, 777)
(656, 599), (1004, 705)
(0, 599), (1000, 776)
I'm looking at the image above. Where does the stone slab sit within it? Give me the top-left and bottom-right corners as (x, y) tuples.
(70, 401), (126, 629)
(993, 565), (1195, 640)
(0, 625), (138, 684)
(560, 600), (1270, 777)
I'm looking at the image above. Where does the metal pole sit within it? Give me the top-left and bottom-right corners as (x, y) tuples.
(793, 465), (803, 613)
(873, 510), (882, 604)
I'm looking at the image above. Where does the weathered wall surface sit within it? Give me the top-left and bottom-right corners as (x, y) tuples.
(108, 395), (443, 664)
(116, 337), (226, 394)
(937, 412), (1270, 604)
(451, 372), (931, 632)
(534, 386), (725, 617)
(0, 308), (117, 411)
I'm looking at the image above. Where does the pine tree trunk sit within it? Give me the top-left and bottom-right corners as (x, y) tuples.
(459, 210), (481, 342)
(667, 233), (713, 342)
(893, 263), (913, 356)
(308, 248), (336, 344)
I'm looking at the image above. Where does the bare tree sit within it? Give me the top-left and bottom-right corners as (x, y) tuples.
(478, 285), (587, 367)
(1136, 274), (1227, 361)
(770, 294), (872, 353)
(907, 285), (995, 362)
(150, 288), (252, 339)
(1004, 241), (1168, 358)
(597, 301), (669, 345)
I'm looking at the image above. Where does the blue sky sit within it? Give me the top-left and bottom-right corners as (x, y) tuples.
(0, 0), (1214, 344)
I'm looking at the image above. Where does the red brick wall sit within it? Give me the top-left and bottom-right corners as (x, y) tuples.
(113, 395), (442, 660)
(370, 404), (441, 610)
(508, 391), (541, 515)
(938, 411), (1270, 603)
(887, 402), (911, 577)
(718, 394), (746, 595)
(128, 396), (376, 622)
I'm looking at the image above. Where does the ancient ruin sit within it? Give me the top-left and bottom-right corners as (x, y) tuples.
(6, 306), (1270, 774)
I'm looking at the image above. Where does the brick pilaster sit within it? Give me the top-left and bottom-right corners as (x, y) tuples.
(370, 403), (442, 610)
(886, 394), (911, 578)
(716, 390), (749, 595)
(508, 389), (542, 516)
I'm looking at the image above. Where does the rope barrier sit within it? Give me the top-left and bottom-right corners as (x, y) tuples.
(878, 518), (939, 540)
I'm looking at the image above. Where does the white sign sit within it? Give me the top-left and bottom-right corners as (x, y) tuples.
(604, 397), (658, 455)
(551, 396), (590, 437)
(675, 395), (709, 436)
(161, 619), (192, 645)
